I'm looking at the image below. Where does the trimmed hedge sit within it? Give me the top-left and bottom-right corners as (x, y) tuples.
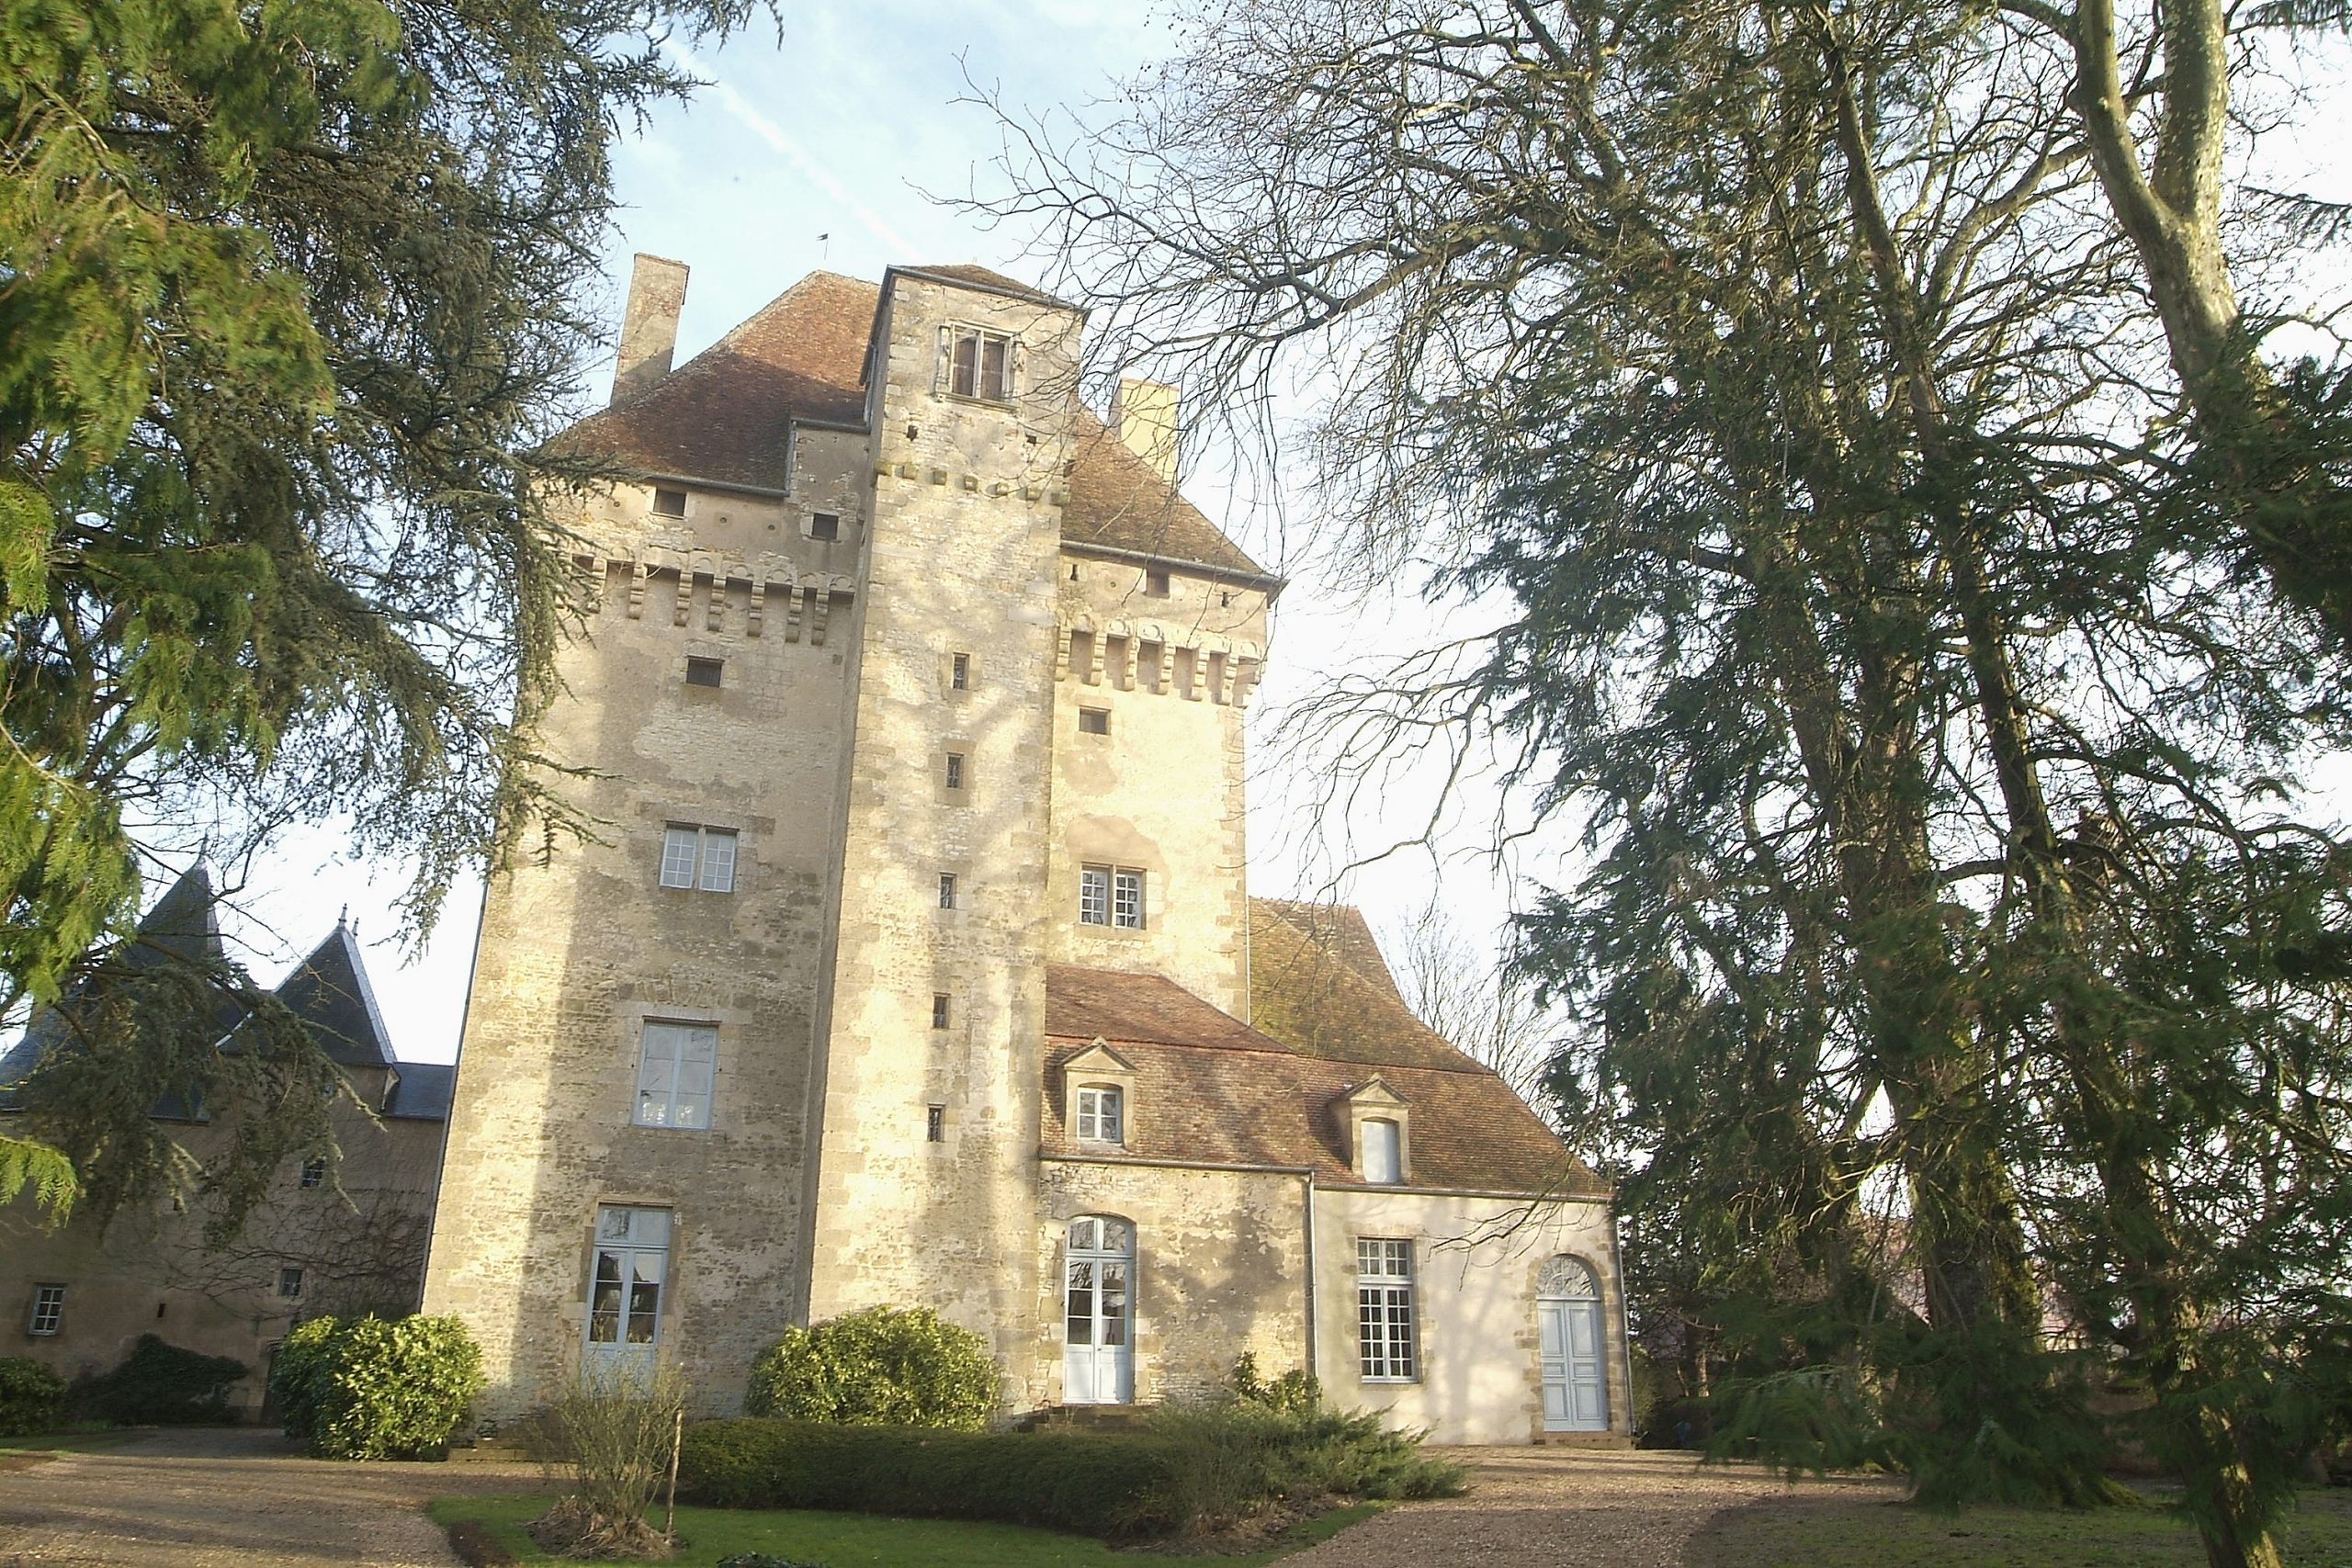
(745, 1306), (995, 1430)
(0, 1356), (65, 1436)
(71, 1336), (245, 1425)
(679, 1418), (1190, 1538)
(270, 1313), (481, 1459)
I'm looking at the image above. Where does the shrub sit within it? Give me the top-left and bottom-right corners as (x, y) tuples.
(0, 1357), (65, 1436)
(270, 1313), (482, 1459)
(1147, 1398), (1465, 1523)
(529, 1359), (687, 1557)
(744, 1307), (994, 1431)
(70, 1336), (246, 1425)
(679, 1418), (1191, 1537)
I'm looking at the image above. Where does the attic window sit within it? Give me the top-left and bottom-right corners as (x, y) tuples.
(947, 327), (1013, 400)
(1362, 1119), (1402, 1184)
(1076, 1085), (1125, 1145)
(684, 657), (723, 689)
(652, 486), (687, 517)
(1078, 707), (1110, 735)
(810, 512), (840, 541)
(1144, 570), (1170, 596)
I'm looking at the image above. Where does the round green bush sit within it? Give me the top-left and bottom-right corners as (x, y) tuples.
(0, 1356), (65, 1437)
(745, 1306), (995, 1430)
(269, 1313), (482, 1459)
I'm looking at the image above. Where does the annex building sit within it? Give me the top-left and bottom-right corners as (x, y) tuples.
(418, 256), (1629, 1444)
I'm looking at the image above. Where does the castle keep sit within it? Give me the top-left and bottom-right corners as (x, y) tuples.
(417, 258), (1630, 1443)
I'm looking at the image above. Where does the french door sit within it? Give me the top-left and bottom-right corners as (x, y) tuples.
(1062, 1215), (1134, 1404)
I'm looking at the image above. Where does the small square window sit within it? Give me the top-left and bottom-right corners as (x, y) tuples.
(1076, 1085), (1124, 1144)
(277, 1267), (305, 1301)
(1144, 569), (1170, 596)
(660, 825), (737, 893)
(948, 327), (1014, 400)
(27, 1284), (63, 1336)
(1078, 707), (1110, 735)
(926, 1105), (946, 1144)
(299, 1156), (326, 1190)
(651, 486), (687, 517)
(944, 752), (966, 791)
(684, 656), (723, 689)
(951, 653), (970, 691)
(938, 873), (958, 909)
(932, 993), (951, 1029)
(810, 512), (840, 541)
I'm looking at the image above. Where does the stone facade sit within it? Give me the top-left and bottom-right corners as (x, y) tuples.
(418, 258), (1629, 1443)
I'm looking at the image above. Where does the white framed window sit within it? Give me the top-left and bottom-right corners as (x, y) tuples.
(277, 1267), (305, 1301)
(1080, 864), (1146, 929)
(587, 1205), (669, 1357)
(660, 825), (737, 892)
(635, 1020), (717, 1129)
(1075, 1086), (1124, 1144)
(947, 326), (1014, 400)
(1357, 1238), (1417, 1382)
(299, 1156), (327, 1190)
(1362, 1119), (1402, 1184)
(27, 1284), (63, 1336)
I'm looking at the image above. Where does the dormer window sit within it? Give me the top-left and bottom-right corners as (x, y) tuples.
(1361, 1119), (1401, 1184)
(1344, 1076), (1412, 1184)
(1076, 1086), (1124, 1145)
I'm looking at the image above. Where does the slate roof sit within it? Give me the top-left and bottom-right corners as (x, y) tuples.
(383, 1060), (457, 1121)
(269, 924), (396, 1070)
(1040, 903), (1605, 1197)
(563, 267), (1269, 580)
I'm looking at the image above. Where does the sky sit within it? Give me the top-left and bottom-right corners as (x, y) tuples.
(198, 3), (2351, 1066)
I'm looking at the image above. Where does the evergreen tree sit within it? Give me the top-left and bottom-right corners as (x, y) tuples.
(1, 0), (765, 1212)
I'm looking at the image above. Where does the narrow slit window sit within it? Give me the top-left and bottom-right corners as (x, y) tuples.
(932, 993), (951, 1030)
(944, 752), (966, 790)
(926, 1105), (946, 1144)
(951, 653), (970, 690)
(938, 873), (958, 910)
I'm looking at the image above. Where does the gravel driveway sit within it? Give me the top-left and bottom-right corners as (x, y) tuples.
(0, 1427), (534, 1568)
(0, 1429), (1886, 1567)
(1289, 1445), (1903, 1568)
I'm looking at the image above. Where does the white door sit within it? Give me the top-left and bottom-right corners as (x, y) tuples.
(584, 1205), (668, 1380)
(1063, 1216), (1134, 1404)
(1537, 1256), (1609, 1432)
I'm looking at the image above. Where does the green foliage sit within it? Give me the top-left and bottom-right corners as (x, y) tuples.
(1146, 1400), (1464, 1530)
(0, 1356), (65, 1437)
(716, 1556), (830, 1568)
(269, 1313), (481, 1459)
(0, 0), (768, 1217)
(70, 1335), (246, 1425)
(1229, 1352), (1319, 1417)
(678, 1419), (1193, 1538)
(745, 1307), (996, 1431)
(0, 1134), (73, 1221)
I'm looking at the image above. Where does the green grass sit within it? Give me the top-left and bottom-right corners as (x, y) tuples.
(0, 1426), (146, 1453)
(1687, 1483), (2352, 1567)
(426, 1493), (1381, 1567)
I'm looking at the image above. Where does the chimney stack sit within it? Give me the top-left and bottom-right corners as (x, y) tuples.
(612, 253), (689, 405)
(1111, 378), (1181, 486)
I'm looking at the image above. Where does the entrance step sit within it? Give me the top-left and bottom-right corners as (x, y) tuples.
(1016, 1404), (1156, 1434)
(1534, 1431), (1634, 1448)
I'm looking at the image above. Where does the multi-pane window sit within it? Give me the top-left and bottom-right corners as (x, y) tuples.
(660, 825), (737, 892)
(1079, 865), (1145, 929)
(1075, 1086), (1124, 1144)
(948, 327), (1013, 400)
(1357, 1239), (1417, 1382)
(299, 1156), (327, 1190)
(635, 1021), (717, 1129)
(27, 1284), (63, 1336)
(277, 1267), (305, 1301)
(587, 1205), (669, 1354)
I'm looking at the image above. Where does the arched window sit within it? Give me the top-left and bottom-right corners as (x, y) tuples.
(1361, 1118), (1401, 1184)
(1076, 1085), (1124, 1144)
(1537, 1255), (1600, 1300)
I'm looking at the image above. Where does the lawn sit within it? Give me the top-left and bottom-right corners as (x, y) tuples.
(1688, 1483), (2352, 1568)
(426, 1493), (1381, 1567)
(0, 1426), (146, 1453)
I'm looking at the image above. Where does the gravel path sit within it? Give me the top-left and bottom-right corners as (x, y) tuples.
(1294, 1446), (1903, 1567)
(0, 1427), (535, 1568)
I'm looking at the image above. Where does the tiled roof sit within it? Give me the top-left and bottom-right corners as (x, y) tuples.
(562, 270), (876, 491)
(561, 267), (1268, 579)
(1043, 963), (1603, 1197)
(896, 264), (1074, 309)
(1245, 898), (1479, 1073)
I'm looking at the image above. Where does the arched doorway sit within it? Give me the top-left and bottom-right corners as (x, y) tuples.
(1063, 1215), (1134, 1404)
(1537, 1256), (1609, 1432)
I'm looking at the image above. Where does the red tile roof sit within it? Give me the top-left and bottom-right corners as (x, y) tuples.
(561, 268), (1268, 578)
(1043, 953), (1604, 1197)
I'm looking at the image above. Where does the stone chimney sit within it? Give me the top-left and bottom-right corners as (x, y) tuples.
(1110, 377), (1180, 485)
(612, 253), (689, 405)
